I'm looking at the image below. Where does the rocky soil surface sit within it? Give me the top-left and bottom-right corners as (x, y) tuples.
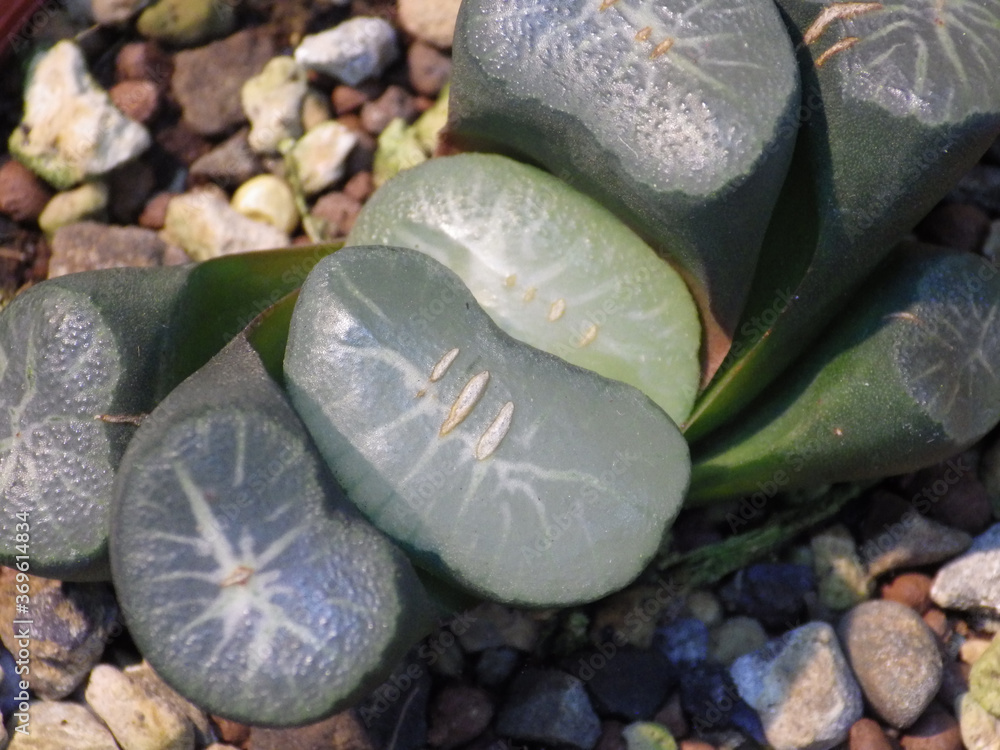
(3, 1), (1000, 750)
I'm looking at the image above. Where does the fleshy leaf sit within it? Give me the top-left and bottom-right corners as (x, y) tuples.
(284, 246), (690, 606)
(0, 267), (190, 580)
(687, 0), (1000, 439)
(449, 0), (800, 372)
(111, 335), (433, 726)
(690, 246), (1000, 501)
(347, 153), (701, 425)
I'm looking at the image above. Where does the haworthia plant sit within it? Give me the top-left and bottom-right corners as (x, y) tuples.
(449, 0), (800, 373)
(284, 246), (690, 606)
(689, 246), (1000, 502)
(111, 334), (433, 727)
(347, 153), (702, 425)
(0, 267), (190, 580)
(686, 0), (1000, 439)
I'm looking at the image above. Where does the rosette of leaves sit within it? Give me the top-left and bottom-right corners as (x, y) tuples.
(0, 247), (335, 581)
(111, 324), (433, 727)
(347, 152), (702, 424)
(690, 246), (1000, 501)
(284, 246), (691, 606)
(687, 0), (1000, 437)
(449, 0), (801, 373)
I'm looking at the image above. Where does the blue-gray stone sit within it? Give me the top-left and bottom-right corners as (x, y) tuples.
(497, 669), (601, 750)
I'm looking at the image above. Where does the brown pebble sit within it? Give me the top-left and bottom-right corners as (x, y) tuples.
(899, 702), (962, 750)
(343, 171), (374, 202)
(156, 122), (213, 167)
(109, 79), (160, 124)
(212, 715), (251, 746)
(881, 573), (933, 614)
(653, 691), (688, 739)
(594, 720), (626, 750)
(0, 159), (53, 222)
(107, 160), (157, 224)
(916, 203), (991, 253)
(850, 717), (897, 750)
(679, 741), (718, 750)
(312, 192), (362, 237)
(922, 608), (951, 641)
(427, 685), (494, 749)
(408, 41), (452, 97)
(115, 41), (173, 87)
(360, 84), (419, 135)
(138, 192), (177, 230)
(332, 84), (375, 115)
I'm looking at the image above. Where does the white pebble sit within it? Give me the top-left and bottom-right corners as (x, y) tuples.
(291, 121), (358, 195)
(295, 17), (399, 87)
(232, 175), (299, 235)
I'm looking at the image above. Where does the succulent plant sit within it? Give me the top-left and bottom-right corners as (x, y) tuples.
(3, 0), (1000, 730)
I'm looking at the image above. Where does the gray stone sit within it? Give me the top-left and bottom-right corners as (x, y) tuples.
(655, 618), (709, 666)
(171, 29), (276, 136)
(457, 603), (540, 653)
(295, 18), (399, 87)
(837, 600), (942, 728)
(7, 701), (118, 749)
(0, 572), (118, 701)
(730, 622), (862, 750)
(709, 617), (769, 666)
(49, 221), (169, 277)
(862, 510), (972, 578)
(91, 0), (145, 24)
(189, 129), (263, 188)
(931, 523), (1000, 616)
(9, 41), (150, 189)
(241, 56), (308, 154)
(85, 664), (194, 750)
(123, 661), (213, 748)
(958, 692), (1000, 750)
(811, 525), (872, 610)
(162, 189), (290, 261)
(496, 669), (601, 750)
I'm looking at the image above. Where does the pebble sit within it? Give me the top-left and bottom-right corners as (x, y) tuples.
(49, 221), (170, 276)
(291, 120), (358, 195)
(0, 159), (53, 222)
(85, 663), (195, 750)
(655, 618), (709, 666)
(115, 41), (173, 87)
(708, 617), (769, 665)
(909, 460), (993, 535)
(1, 644), (18, 718)
(171, 28), (276, 136)
(958, 692), (1000, 750)
(361, 84), (419, 135)
(938, 660), (971, 709)
(212, 717), (250, 747)
(106, 159), (157, 224)
(155, 121), (212, 166)
(476, 646), (521, 688)
(38, 181), (109, 235)
(679, 662), (764, 743)
(163, 189), (290, 260)
(295, 17), (399, 87)
(590, 585), (683, 651)
(916, 203), (991, 253)
(970, 633), (1000, 714)
(961, 637), (993, 665)
(241, 56), (308, 154)
(983, 221), (1000, 271)
(6, 701), (119, 749)
(931, 523), (1000, 616)
(427, 685), (495, 749)
(124, 661), (214, 747)
(812, 525), (872, 611)
(569, 647), (675, 721)
(730, 622), (862, 750)
(363, 657), (431, 750)
(898, 703), (962, 750)
(9, 41), (151, 190)
(654, 692), (688, 739)
(333, 84), (375, 115)
(596, 721), (628, 750)
(109, 79), (161, 124)
(231, 175), (299, 234)
(408, 41), (453, 97)
(139, 191), (177, 230)
(136, 0), (236, 47)
(188, 129), (262, 188)
(496, 669), (602, 750)
(249, 710), (375, 750)
(719, 563), (815, 629)
(398, 0), (463, 48)
(92, 0), (146, 25)
(622, 722), (679, 750)
(881, 573), (934, 614)
(950, 165), (1000, 215)
(848, 718), (896, 750)
(455, 604), (541, 653)
(859, 493), (972, 578)
(343, 171), (375, 202)
(301, 90), (333, 131)
(685, 591), (724, 629)
(372, 117), (430, 186)
(838, 600), (943, 728)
